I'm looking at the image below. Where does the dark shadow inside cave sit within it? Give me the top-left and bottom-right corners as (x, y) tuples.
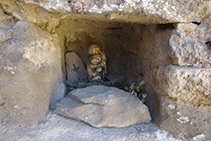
(56, 18), (176, 123)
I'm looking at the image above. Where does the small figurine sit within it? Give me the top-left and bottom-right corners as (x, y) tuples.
(87, 44), (106, 81)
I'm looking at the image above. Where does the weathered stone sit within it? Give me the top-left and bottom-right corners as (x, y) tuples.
(50, 83), (66, 106)
(65, 52), (87, 82)
(0, 17), (64, 126)
(160, 96), (211, 139)
(0, 29), (12, 43)
(52, 85), (151, 127)
(147, 19), (211, 140)
(170, 19), (211, 67)
(156, 65), (211, 104)
(0, 0), (211, 25)
(21, 0), (211, 24)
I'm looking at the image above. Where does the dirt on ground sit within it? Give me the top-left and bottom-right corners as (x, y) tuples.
(0, 110), (185, 141)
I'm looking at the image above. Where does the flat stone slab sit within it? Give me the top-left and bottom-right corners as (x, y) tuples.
(52, 85), (151, 128)
(65, 52), (87, 82)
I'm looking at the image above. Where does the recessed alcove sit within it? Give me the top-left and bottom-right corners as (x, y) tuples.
(55, 18), (176, 122)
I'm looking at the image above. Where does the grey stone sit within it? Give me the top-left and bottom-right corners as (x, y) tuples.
(50, 83), (66, 106)
(0, 111), (181, 141)
(0, 0), (211, 24)
(148, 19), (211, 138)
(156, 65), (211, 104)
(160, 96), (211, 139)
(65, 52), (87, 82)
(0, 18), (63, 126)
(170, 19), (211, 67)
(0, 29), (12, 43)
(106, 0), (123, 6)
(52, 85), (151, 127)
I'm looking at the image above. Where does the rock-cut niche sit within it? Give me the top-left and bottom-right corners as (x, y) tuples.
(56, 19), (176, 121)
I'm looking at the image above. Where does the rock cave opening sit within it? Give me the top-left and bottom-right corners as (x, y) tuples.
(50, 17), (211, 139)
(54, 18), (177, 122)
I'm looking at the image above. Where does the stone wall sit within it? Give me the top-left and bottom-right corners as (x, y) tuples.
(153, 19), (211, 139)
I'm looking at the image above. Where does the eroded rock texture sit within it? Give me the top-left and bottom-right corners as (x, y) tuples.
(1, 0), (211, 25)
(0, 9), (64, 125)
(156, 18), (211, 104)
(52, 85), (151, 127)
(0, 0), (211, 139)
(150, 19), (211, 139)
(22, 0), (211, 24)
(157, 66), (211, 104)
(160, 97), (211, 140)
(170, 22), (211, 67)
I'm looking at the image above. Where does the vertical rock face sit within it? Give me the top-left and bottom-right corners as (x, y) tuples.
(156, 66), (211, 104)
(0, 11), (64, 125)
(159, 97), (211, 140)
(157, 18), (211, 105)
(169, 22), (211, 68)
(150, 17), (211, 139)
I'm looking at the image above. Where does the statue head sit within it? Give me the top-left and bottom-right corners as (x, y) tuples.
(88, 44), (102, 55)
(89, 54), (102, 65)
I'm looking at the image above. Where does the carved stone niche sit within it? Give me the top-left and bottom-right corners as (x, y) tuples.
(60, 19), (211, 139)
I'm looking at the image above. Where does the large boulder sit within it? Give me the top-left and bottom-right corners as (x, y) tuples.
(52, 85), (151, 127)
(0, 11), (64, 126)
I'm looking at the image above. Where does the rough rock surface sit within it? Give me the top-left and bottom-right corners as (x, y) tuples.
(22, 0), (211, 24)
(156, 65), (211, 104)
(65, 52), (87, 82)
(169, 19), (211, 68)
(149, 18), (211, 139)
(50, 83), (66, 106)
(160, 96), (211, 139)
(0, 111), (183, 141)
(1, 0), (211, 25)
(52, 85), (151, 127)
(0, 10), (64, 126)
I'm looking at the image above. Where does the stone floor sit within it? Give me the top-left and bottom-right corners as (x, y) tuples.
(0, 110), (185, 141)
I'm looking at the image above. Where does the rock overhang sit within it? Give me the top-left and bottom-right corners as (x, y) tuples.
(1, 0), (211, 24)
